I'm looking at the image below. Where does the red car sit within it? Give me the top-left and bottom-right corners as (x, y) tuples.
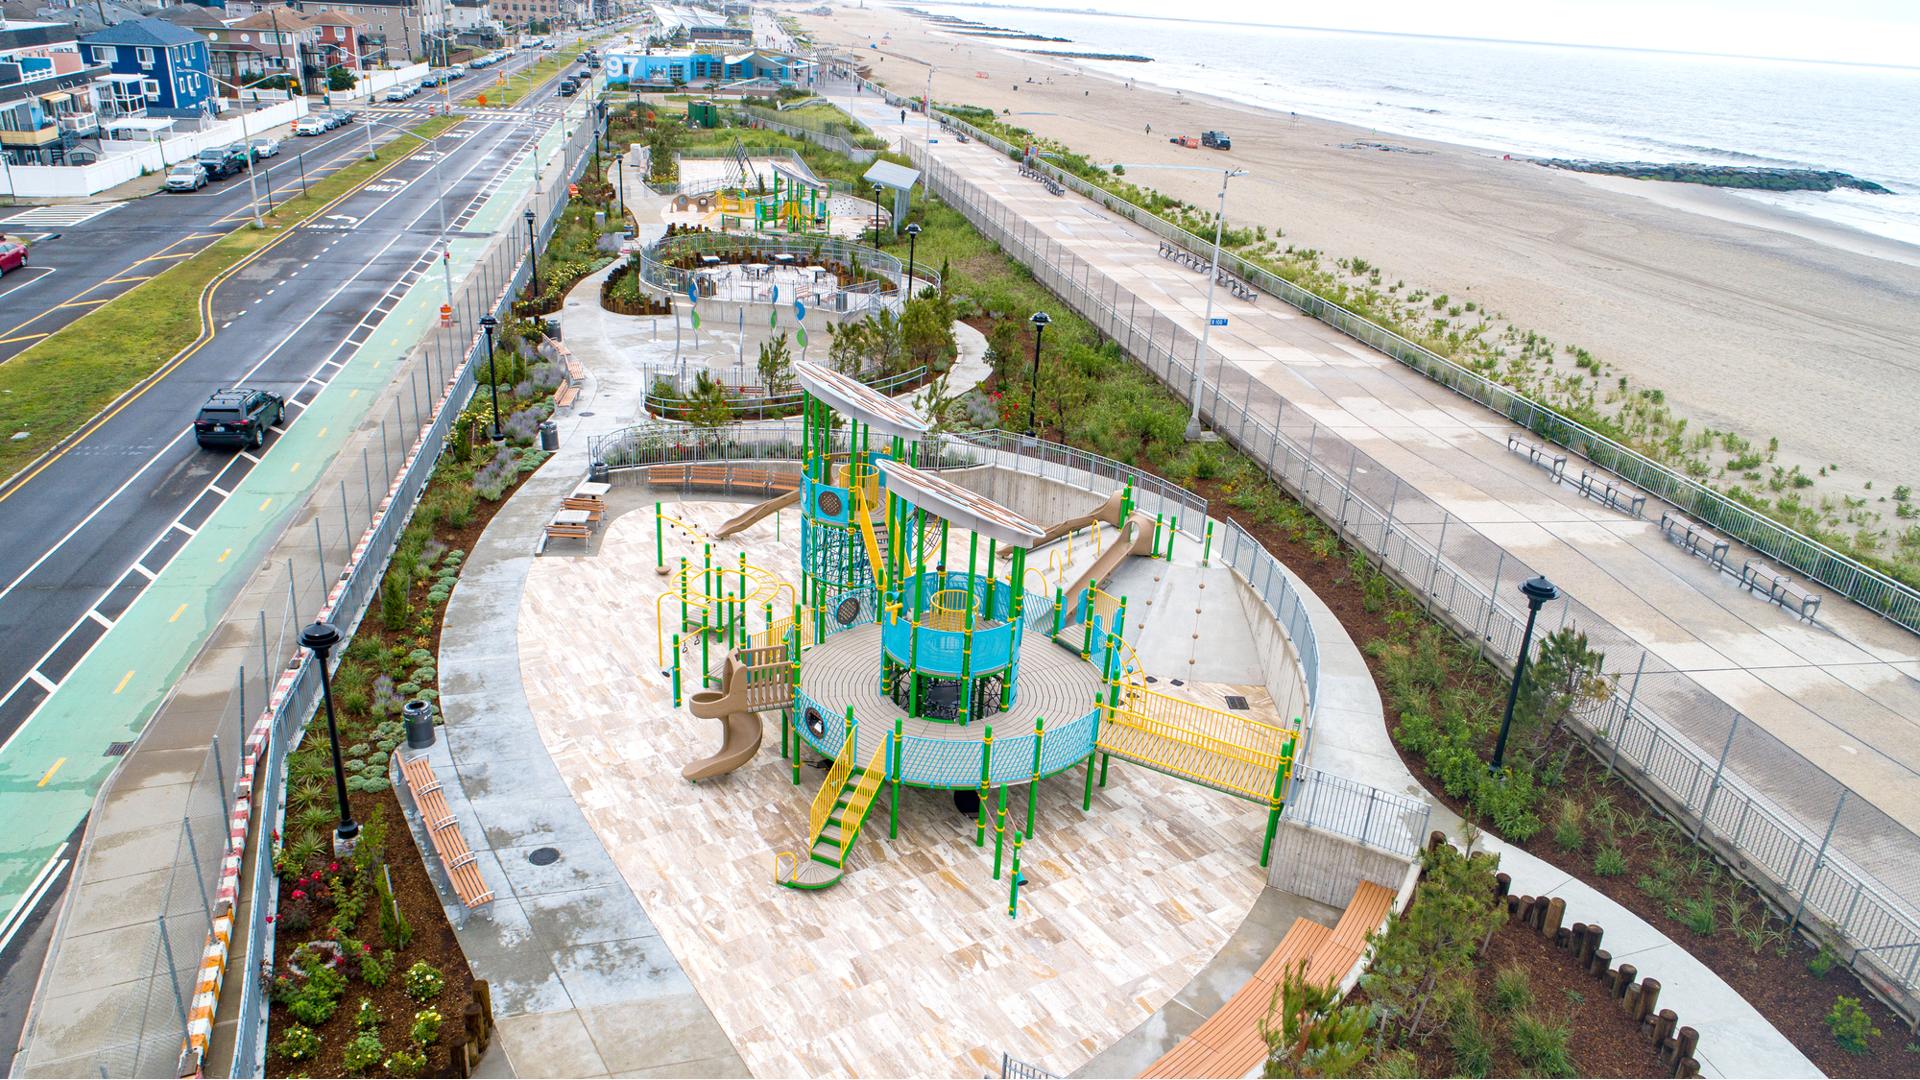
(0, 240), (26, 276)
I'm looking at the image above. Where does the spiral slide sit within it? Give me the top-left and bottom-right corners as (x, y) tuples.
(684, 655), (765, 781)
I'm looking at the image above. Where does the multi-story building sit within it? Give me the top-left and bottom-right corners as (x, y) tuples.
(290, 0), (450, 63)
(492, 0), (564, 32)
(303, 9), (375, 73)
(0, 20), (114, 164)
(603, 46), (813, 89)
(79, 17), (214, 117)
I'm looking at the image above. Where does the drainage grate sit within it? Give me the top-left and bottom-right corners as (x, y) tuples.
(104, 741), (132, 757)
(1224, 695), (1249, 711)
(577, 411), (595, 417)
(1169, 679), (1185, 687)
(528, 847), (560, 866)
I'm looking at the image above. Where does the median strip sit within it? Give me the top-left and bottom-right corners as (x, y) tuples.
(0, 114), (461, 491)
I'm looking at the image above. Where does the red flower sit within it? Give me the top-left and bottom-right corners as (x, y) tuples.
(328, 862), (340, 872)
(272, 830), (281, 841)
(360, 944), (371, 955)
(265, 915), (276, 924)
(291, 889), (306, 900)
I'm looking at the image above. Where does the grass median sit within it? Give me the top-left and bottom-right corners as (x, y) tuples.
(0, 114), (461, 487)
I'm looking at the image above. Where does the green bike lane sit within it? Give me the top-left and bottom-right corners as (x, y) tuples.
(0, 110), (573, 926)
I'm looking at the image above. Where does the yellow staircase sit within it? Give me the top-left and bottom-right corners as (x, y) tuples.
(774, 741), (887, 890)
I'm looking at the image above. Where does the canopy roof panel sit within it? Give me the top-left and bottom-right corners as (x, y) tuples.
(795, 360), (929, 441)
(876, 459), (1047, 548)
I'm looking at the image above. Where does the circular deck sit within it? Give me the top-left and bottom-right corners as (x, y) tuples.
(797, 621), (1106, 788)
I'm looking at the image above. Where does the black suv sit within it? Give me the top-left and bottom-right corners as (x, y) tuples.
(557, 79), (578, 97)
(194, 388), (285, 449)
(197, 146), (246, 180)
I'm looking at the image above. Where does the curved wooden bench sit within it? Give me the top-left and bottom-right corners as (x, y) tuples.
(399, 755), (494, 909)
(1139, 881), (1396, 1079)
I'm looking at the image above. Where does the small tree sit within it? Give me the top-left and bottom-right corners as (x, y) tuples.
(1259, 963), (1372, 1078)
(685, 371), (734, 430)
(900, 294), (958, 373)
(375, 864), (414, 950)
(1363, 841), (1504, 1047)
(327, 66), (357, 92)
(1519, 628), (1612, 768)
(757, 332), (795, 395)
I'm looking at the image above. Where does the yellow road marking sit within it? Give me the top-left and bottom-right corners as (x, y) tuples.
(0, 332), (48, 345)
(349, 388), (359, 399)
(316, 427), (327, 438)
(169, 603), (187, 623)
(290, 461), (301, 474)
(56, 298), (111, 309)
(103, 275), (153, 285)
(37, 758), (65, 787)
(258, 496), (273, 512)
(135, 251), (196, 264)
(112, 671), (134, 694)
(218, 547), (231, 563)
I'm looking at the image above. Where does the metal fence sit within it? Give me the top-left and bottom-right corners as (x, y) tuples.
(906, 141), (1920, 1013)
(739, 108), (879, 163)
(12, 103), (602, 1080)
(1286, 766), (1432, 860)
(882, 81), (1920, 638)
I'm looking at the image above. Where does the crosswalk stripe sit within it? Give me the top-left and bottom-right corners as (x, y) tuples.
(0, 203), (121, 227)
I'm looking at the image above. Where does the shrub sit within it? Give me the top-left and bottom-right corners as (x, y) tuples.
(354, 995), (382, 1033)
(1827, 995), (1880, 1054)
(1491, 965), (1533, 1014)
(360, 946), (393, 988)
(1551, 799), (1583, 852)
(1680, 896), (1719, 937)
(275, 1023), (322, 1061)
(386, 1048), (428, 1077)
(404, 961), (446, 1003)
(342, 1031), (385, 1075)
(378, 868), (415, 950)
(410, 1008), (444, 1047)
(1593, 845), (1627, 877)
(1808, 944), (1839, 978)
(1447, 999), (1493, 1077)
(1509, 1012), (1576, 1077)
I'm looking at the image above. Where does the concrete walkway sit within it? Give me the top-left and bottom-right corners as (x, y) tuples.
(426, 260), (750, 1079)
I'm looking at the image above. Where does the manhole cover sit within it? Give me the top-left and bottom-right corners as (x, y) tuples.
(578, 411), (595, 417)
(528, 847), (560, 866)
(1224, 695), (1249, 711)
(1169, 679), (1185, 687)
(1144, 675), (1158, 684)
(104, 741), (131, 757)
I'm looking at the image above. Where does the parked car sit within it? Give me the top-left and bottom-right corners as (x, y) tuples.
(193, 388), (285, 450)
(0, 239), (28, 274)
(294, 116), (327, 136)
(557, 78), (578, 96)
(249, 136), (281, 158)
(448, 64), (466, 78)
(384, 86), (412, 102)
(226, 142), (255, 164)
(542, 40), (557, 49)
(333, 106), (359, 122)
(324, 110), (351, 128)
(577, 52), (590, 61)
(197, 146), (242, 180)
(164, 162), (208, 192)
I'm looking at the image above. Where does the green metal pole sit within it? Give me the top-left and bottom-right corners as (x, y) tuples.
(1050, 586), (1064, 638)
(1082, 750), (1095, 810)
(739, 551), (748, 607)
(671, 634), (682, 707)
(1151, 514), (1164, 559)
(1080, 579), (1097, 659)
(700, 614), (711, 688)
(939, 518), (949, 570)
(679, 556), (690, 633)
(983, 538), (997, 613)
(1166, 516), (1178, 562)
(1007, 830), (1024, 919)
(655, 501), (665, 571)
(1260, 735), (1295, 868)
(958, 602), (975, 724)
(992, 784), (1008, 879)
(976, 724), (993, 846)
(1026, 716), (1045, 837)
(1099, 752), (1109, 788)
(1202, 520), (1213, 566)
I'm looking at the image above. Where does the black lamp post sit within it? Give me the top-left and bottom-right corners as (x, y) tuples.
(615, 154), (624, 223)
(299, 621), (360, 854)
(1490, 575), (1561, 772)
(903, 222), (920, 299)
(480, 314), (504, 441)
(524, 207), (539, 295)
(1025, 311), (1050, 436)
(871, 182), (884, 247)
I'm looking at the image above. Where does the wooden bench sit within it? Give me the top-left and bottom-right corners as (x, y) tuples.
(552, 381), (579, 409)
(645, 463), (802, 494)
(560, 496), (605, 522)
(398, 755), (494, 908)
(1658, 510), (1729, 570)
(1577, 469), (1648, 518)
(1139, 881), (1396, 1079)
(544, 508), (592, 548)
(1506, 434), (1567, 481)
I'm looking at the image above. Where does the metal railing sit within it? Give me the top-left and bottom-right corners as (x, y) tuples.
(881, 77), (1920, 637)
(10, 102), (604, 1080)
(739, 107), (878, 163)
(643, 365), (930, 422)
(907, 140), (1920, 1015)
(1286, 765), (1431, 859)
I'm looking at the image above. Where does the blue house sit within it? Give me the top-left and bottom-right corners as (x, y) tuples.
(80, 18), (213, 118)
(604, 48), (813, 90)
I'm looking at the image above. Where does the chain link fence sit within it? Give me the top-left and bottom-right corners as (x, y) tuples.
(12, 103), (601, 1079)
(908, 143), (1920, 1016)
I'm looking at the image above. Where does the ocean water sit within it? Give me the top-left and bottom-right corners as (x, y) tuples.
(907, 3), (1920, 246)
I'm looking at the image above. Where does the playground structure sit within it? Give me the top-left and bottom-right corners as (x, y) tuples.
(654, 362), (1305, 909)
(661, 143), (885, 240)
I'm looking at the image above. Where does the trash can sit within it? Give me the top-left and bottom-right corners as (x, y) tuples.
(589, 460), (609, 484)
(404, 699), (436, 750)
(539, 420), (559, 451)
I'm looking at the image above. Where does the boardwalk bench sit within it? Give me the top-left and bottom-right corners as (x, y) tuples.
(1139, 881), (1396, 1079)
(398, 755), (494, 908)
(1776, 580), (1822, 622)
(1577, 469), (1648, 518)
(1506, 434), (1567, 481)
(1659, 510), (1730, 570)
(1742, 559), (1821, 621)
(645, 463), (801, 495)
(560, 496), (605, 523)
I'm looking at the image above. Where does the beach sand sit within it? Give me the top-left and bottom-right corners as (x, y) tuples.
(804, 6), (1920, 501)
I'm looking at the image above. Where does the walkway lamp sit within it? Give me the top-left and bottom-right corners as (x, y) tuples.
(1490, 575), (1561, 772)
(480, 315), (505, 441)
(1184, 167), (1247, 441)
(300, 621), (360, 855)
(1025, 311), (1050, 436)
(903, 222), (921, 299)
(871, 181), (884, 247)
(525, 207), (540, 295)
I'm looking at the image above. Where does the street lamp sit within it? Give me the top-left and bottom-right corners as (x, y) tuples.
(480, 314), (505, 441)
(1490, 575), (1561, 772)
(614, 153), (625, 223)
(1184, 167), (1247, 440)
(524, 207), (539, 295)
(1024, 311), (1050, 436)
(903, 222), (920, 299)
(871, 182), (884, 247)
(299, 621), (360, 855)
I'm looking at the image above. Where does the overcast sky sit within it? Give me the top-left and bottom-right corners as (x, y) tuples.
(994, 0), (1920, 68)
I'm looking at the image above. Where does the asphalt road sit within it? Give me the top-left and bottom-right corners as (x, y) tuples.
(0, 41), (571, 364)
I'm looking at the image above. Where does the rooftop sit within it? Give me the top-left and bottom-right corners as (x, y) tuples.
(80, 17), (209, 48)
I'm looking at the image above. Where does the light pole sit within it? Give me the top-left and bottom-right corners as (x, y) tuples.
(300, 621), (360, 855)
(480, 315), (505, 441)
(524, 207), (539, 295)
(1025, 311), (1050, 436)
(1184, 167), (1247, 440)
(871, 182), (883, 248)
(1490, 575), (1561, 772)
(614, 153), (624, 223)
(204, 73), (266, 228)
(903, 222), (920, 299)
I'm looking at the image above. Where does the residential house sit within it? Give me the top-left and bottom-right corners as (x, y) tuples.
(226, 9), (327, 92)
(603, 46), (813, 89)
(79, 17), (214, 117)
(291, 0), (450, 63)
(302, 8), (373, 73)
(493, 0), (564, 33)
(0, 20), (115, 164)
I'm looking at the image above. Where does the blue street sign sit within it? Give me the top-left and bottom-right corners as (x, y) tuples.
(1209, 317), (1229, 326)
(794, 299), (807, 322)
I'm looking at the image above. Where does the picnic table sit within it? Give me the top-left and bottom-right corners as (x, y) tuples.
(572, 481), (611, 499)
